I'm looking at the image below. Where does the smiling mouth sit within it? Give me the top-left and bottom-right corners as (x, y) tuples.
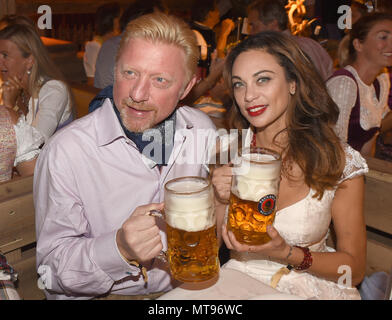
(246, 105), (267, 116)
(126, 105), (155, 117)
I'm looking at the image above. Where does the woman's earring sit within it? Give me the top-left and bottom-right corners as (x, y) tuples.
(27, 69), (32, 75)
(290, 87), (295, 95)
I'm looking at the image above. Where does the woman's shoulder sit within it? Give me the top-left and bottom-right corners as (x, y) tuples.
(38, 79), (69, 97)
(339, 142), (368, 183)
(326, 67), (358, 91)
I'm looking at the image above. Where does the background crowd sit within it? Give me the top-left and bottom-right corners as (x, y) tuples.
(0, 0), (391, 300)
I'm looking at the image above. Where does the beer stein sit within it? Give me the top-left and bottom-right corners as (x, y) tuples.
(164, 176), (219, 282)
(228, 147), (282, 245)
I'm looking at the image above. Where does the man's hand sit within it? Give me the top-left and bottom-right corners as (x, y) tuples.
(116, 202), (164, 263)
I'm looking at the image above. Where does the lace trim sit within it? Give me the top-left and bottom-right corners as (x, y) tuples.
(339, 143), (368, 183)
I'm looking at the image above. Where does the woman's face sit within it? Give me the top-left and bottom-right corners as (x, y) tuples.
(356, 19), (392, 68)
(0, 39), (30, 82)
(231, 49), (295, 132)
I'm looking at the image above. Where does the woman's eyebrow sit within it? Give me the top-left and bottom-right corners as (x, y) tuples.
(253, 70), (275, 77)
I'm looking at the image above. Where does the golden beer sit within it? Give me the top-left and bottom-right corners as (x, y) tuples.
(164, 176), (219, 282)
(228, 192), (276, 245)
(228, 147), (281, 245)
(166, 224), (219, 282)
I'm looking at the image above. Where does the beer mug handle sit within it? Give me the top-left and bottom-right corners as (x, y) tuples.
(148, 209), (168, 263)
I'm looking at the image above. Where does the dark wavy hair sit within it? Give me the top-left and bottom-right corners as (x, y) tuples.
(223, 31), (345, 199)
(348, 12), (392, 64)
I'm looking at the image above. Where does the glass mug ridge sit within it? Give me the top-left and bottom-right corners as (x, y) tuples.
(163, 176), (219, 282)
(228, 147), (282, 245)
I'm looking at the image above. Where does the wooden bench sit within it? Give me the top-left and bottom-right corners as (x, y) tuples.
(0, 175), (45, 300)
(70, 83), (100, 119)
(363, 157), (392, 276)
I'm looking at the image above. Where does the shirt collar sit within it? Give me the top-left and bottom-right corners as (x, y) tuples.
(95, 98), (126, 146)
(95, 100), (196, 169)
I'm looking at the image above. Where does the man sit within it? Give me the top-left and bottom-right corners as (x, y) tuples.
(247, 0), (334, 81)
(34, 12), (217, 300)
(93, 0), (165, 89)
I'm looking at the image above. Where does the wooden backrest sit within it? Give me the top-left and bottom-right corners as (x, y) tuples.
(0, 175), (35, 256)
(70, 83), (100, 119)
(363, 157), (392, 276)
(364, 157), (392, 235)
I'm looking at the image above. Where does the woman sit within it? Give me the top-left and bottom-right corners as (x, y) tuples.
(337, 0), (368, 68)
(0, 105), (43, 300)
(327, 13), (392, 157)
(0, 105), (43, 181)
(212, 31), (367, 300)
(0, 23), (74, 143)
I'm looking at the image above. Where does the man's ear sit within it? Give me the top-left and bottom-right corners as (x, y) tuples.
(179, 75), (198, 100)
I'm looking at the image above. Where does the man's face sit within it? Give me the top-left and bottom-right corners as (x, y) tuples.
(113, 38), (195, 132)
(247, 9), (272, 35)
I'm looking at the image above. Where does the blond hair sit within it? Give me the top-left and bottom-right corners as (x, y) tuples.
(0, 23), (65, 99)
(116, 12), (198, 83)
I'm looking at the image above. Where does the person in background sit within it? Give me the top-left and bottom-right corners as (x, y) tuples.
(35, 12), (216, 300)
(327, 13), (392, 157)
(93, 0), (165, 90)
(0, 14), (38, 97)
(83, 2), (121, 86)
(247, 0), (334, 81)
(212, 31), (367, 300)
(181, 0), (234, 105)
(0, 99), (43, 300)
(0, 23), (74, 143)
(0, 105), (43, 181)
(337, 0), (368, 68)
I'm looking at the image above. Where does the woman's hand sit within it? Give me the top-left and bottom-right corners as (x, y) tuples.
(211, 164), (233, 202)
(222, 224), (291, 261)
(1, 76), (22, 109)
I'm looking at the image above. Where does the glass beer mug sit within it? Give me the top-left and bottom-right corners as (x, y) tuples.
(228, 147), (282, 245)
(164, 176), (219, 282)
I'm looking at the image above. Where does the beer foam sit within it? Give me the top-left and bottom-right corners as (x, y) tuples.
(165, 180), (214, 232)
(233, 153), (281, 202)
(245, 153), (276, 162)
(166, 180), (208, 193)
(166, 207), (214, 232)
(234, 178), (279, 202)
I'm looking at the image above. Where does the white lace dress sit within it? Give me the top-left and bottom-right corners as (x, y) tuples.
(221, 130), (368, 300)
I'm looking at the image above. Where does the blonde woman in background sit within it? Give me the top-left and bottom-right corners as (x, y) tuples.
(0, 23), (74, 143)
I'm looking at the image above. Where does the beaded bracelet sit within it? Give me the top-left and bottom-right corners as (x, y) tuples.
(294, 246), (313, 271)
